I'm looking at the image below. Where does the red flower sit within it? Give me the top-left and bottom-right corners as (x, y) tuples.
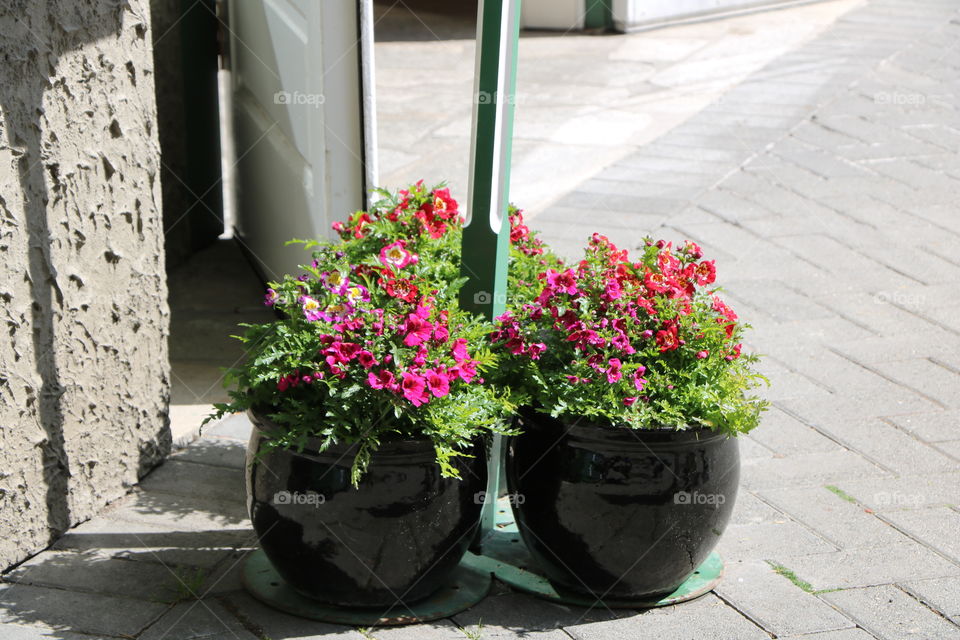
(693, 260), (716, 285)
(351, 212), (372, 238)
(431, 188), (458, 220)
(644, 271), (672, 295)
(384, 277), (419, 302)
(656, 324), (680, 352)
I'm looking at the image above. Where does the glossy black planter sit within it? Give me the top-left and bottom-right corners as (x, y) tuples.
(246, 411), (487, 607)
(506, 408), (739, 600)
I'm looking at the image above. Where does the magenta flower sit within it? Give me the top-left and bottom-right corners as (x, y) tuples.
(401, 372), (429, 406)
(367, 370), (396, 390)
(607, 358), (623, 384)
(451, 338), (469, 362)
(357, 350), (378, 369)
(527, 343), (546, 360)
(412, 345), (428, 367)
(426, 368), (451, 398)
(632, 368), (647, 392)
(451, 359), (477, 382)
(545, 268), (579, 295)
(403, 314), (433, 347)
(264, 288), (279, 306)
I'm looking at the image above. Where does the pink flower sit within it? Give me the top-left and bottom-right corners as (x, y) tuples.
(545, 268), (579, 295)
(367, 370), (396, 390)
(433, 324), (449, 343)
(451, 338), (469, 362)
(527, 343), (546, 360)
(426, 368), (451, 397)
(603, 280), (623, 301)
(412, 346), (428, 367)
(403, 314), (433, 347)
(623, 397), (638, 407)
(322, 270), (349, 293)
(683, 240), (703, 259)
(401, 372), (429, 406)
(379, 240), (416, 269)
(632, 367), (647, 391)
(451, 360), (477, 382)
(357, 350), (378, 368)
(300, 295), (324, 322)
(505, 337), (526, 355)
(696, 350), (709, 359)
(606, 358), (623, 384)
(344, 284), (371, 304)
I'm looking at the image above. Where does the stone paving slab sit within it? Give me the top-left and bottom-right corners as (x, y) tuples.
(715, 559), (856, 636)
(770, 541), (960, 591)
(781, 630), (880, 640)
(900, 576), (960, 619)
(563, 593), (769, 640)
(757, 486), (908, 550)
(139, 599), (258, 640)
(4, 550), (185, 603)
(0, 582), (167, 637)
(822, 585), (960, 640)
(0, 623), (119, 640)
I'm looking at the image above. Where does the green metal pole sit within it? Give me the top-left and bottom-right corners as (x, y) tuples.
(460, 0), (522, 541)
(460, 0), (521, 321)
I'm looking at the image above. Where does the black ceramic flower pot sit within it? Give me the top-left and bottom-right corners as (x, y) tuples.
(506, 407), (739, 600)
(246, 410), (487, 607)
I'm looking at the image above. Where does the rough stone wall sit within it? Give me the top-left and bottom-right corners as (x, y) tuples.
(0, 0), (171, 570)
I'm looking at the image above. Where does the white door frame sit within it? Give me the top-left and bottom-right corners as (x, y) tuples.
(228, 0), (377, 280)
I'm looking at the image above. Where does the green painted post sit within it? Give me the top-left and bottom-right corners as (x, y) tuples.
(460, 0), (522, 540)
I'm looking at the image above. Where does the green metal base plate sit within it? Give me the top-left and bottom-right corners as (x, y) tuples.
(475, 499), (724, 608)
(242, 550), (492, 626)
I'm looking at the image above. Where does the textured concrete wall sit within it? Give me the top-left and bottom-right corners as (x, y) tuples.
(0, 0), (171, 570)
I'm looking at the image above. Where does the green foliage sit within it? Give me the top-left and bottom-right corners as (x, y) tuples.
(206, 182), (520, 483)
(492, 234), (768, 435)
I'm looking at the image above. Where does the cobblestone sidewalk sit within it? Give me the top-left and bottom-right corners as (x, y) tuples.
(2, 0), (959, 638)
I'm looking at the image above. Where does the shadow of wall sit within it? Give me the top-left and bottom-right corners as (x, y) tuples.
(149, 0), (224, 271)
